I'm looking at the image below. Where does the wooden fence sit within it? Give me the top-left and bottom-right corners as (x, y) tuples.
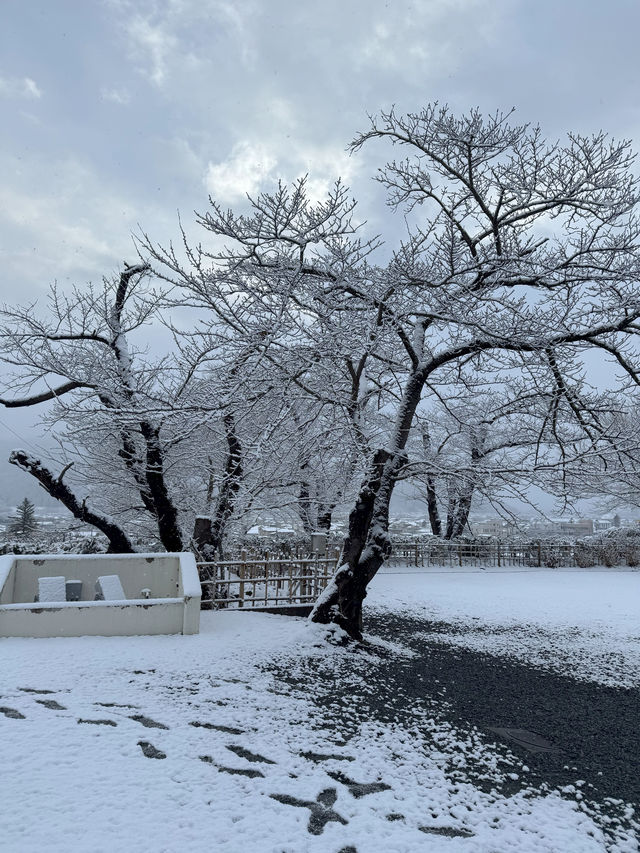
(197, 537), (639, 608)
(387, 540), (578, 568)
(198, 549), (340, 609)
(387, 538), (640, 568)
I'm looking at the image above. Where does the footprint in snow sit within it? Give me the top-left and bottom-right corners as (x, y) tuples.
(129, 714), (169, 729)
(138, 741), (166, 759)
(0, 706), (25, 719)
(225, 744), (275, 764)
(78, 718), (117, 727)
(18, 687), (56, 694)
(270, 788), (348, 835)
(418, 825), (475, 838)
(190, 720), (244, 735)
(300, 750), (355, 763)
(36, 699), (66, 711)
(326, 769), (391, 798)
(199, 755), (264, 778)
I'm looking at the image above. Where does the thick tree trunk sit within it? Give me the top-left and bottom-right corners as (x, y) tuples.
(445, 492), (472, 539)
(9, 451), (135, 553)
(193, 515), (213, 555)
(449, 488), (473, 538)
(310, 448), (392, 636)
(118, 429), (156, 514)
(297, 474), (314, 534)
(425, 475), (442, 536)
(209, 411), (242, 554)
(140, 421), (183, 552)
(445, 440), (479, 539)
(311, 369), (426, 639)
(192, 412), (243, 562)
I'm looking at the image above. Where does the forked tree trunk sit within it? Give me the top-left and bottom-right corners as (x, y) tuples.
(445, 440), (480, 539)
(448, 489), (473, 538)
(118, 429), (156, 514)
(192, 412), (243, 561)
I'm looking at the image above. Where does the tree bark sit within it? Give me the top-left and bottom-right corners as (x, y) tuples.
(425, 475), (442, 536)
(140, 421), (183, 551)
(9, 451), (135, 553)
(118, 429), (156, 514)
(317, 504), (334, 533)
(297, 472), (314, 534)
(311, 368), (426, 639)
(209, 411), (243, 555)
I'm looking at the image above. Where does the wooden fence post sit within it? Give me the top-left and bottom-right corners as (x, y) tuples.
(313, 550), (319, 599)
(264, 551), (269, 607)
(239, 549), (247, 607)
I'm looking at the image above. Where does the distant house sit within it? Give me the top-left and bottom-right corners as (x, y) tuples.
(471, 518), (517, 538)
(245, 525), (297, 538)
(553, 518), (594, 538)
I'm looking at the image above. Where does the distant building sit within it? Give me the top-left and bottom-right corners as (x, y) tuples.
(553, 518), (594, 538)
(245, 525), (297, 538)
(471, 518), (517, 538)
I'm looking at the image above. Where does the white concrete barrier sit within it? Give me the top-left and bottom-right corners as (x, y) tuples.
(0, 553), (200, 637)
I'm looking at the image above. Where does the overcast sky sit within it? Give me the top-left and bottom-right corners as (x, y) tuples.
(2, 0), (640, 301)
(1, 0), (640, 505)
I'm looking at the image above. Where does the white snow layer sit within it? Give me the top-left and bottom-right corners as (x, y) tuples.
(0, 568), (637, 852)
(371, 567), (640, 689)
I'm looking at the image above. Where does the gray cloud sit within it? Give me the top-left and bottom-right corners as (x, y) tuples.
(1, 0), (639, 297)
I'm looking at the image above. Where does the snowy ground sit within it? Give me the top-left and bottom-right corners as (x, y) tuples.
(0, 568), (638, 853)
(373, 567), (640, 689)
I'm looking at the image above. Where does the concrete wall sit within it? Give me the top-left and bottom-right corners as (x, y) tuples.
(0, 553), (200, 637)
(10, 554), (181, 603)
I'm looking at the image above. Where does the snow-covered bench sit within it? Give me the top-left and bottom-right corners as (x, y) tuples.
(95, 574), (126, 601)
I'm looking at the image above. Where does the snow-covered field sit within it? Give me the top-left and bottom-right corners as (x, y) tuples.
(372, 567), (640, 689)
(0, 569), (638, 853)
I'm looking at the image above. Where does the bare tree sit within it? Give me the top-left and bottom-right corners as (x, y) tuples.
(143, 107), (640, 638)
(0, 263), (186, 551)
(410, 389), (559, 538)
(305, 106), (640, 637)
(142, 178), (384, 541)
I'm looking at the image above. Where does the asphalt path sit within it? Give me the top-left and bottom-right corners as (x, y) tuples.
(265, 607), (639, 841)
(364, 610), (640, 806)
